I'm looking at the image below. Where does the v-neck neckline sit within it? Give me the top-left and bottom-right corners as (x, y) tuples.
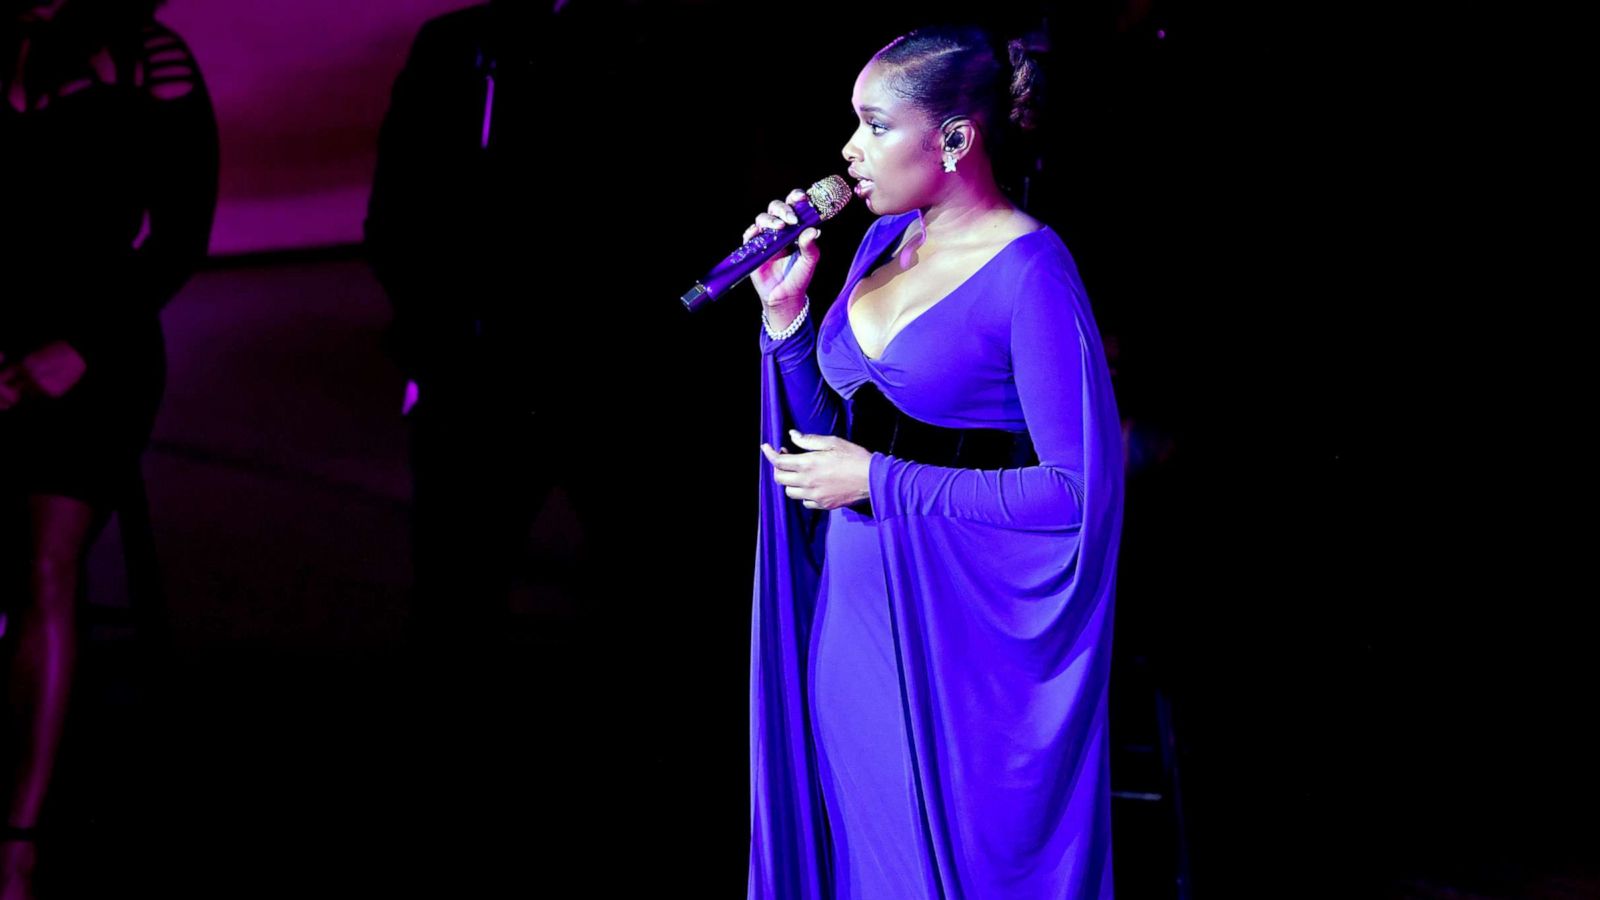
(844, 213), (1051, 364)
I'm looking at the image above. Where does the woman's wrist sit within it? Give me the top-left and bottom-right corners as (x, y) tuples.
(762, 296), (809, 339)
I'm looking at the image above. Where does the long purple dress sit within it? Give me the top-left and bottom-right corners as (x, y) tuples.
(750, 209), (1124, 899)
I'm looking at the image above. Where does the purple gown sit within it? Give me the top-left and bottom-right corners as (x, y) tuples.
(750, 210), (1124, 899)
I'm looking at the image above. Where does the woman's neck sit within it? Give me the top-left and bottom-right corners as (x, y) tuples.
(917, 155), (1021, 243)
(920, 196), (1019, 251)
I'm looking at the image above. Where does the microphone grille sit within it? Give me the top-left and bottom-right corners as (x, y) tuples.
(807, 175), (853, 220)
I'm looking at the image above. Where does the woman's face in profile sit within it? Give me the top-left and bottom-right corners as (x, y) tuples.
(841, 60), (941, 216)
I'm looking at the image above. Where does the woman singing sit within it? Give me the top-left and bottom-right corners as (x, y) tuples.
(746, 24), (1123, 899)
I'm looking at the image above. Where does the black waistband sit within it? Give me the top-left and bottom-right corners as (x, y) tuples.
(844, 380), (1037, 517)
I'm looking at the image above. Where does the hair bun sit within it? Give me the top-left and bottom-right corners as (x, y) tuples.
(1006, 38), (1039, 132)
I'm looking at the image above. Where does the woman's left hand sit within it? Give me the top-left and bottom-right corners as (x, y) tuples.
(760, 429), (872, 511)
(0, 341), (88, 411)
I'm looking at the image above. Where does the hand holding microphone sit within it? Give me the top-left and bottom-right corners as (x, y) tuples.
(679, 175), (851, 312)
(746, 189), (821, 322)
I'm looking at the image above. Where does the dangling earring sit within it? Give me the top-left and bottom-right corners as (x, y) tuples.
(942, 151), (958, 174)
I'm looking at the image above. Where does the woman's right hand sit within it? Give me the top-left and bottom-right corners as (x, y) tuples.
(745, 188), (822, 313)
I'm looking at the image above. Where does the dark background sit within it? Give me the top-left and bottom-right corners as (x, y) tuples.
(23, 1), (1586, 897)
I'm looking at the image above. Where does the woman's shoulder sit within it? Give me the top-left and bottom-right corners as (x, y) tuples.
(957, 207), (1046, 250)
(1002, 224), (1093, 321)
(942, 209), (1055, 277)
(1004, 208), (1047, 240)
(1009, 216), (1079, 273)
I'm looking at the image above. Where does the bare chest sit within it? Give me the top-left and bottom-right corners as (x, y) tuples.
(846, 239), (1012, 361)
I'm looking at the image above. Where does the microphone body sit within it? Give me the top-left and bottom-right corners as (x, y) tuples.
(680, 176), (852, 312)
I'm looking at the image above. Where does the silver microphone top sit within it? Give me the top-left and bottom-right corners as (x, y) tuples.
(807, 175), (853, 220)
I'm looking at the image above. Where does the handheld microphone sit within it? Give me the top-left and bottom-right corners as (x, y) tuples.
(679, 175), (853, 312)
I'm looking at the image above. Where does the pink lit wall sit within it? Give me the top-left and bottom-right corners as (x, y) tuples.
(162, 0), (481, 255)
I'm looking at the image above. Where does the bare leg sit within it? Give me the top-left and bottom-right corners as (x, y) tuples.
(0, 494), (97, 900)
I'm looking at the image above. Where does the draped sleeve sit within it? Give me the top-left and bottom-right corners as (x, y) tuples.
(862, 236), (1124, 897)
(748, 215), (905, 898)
